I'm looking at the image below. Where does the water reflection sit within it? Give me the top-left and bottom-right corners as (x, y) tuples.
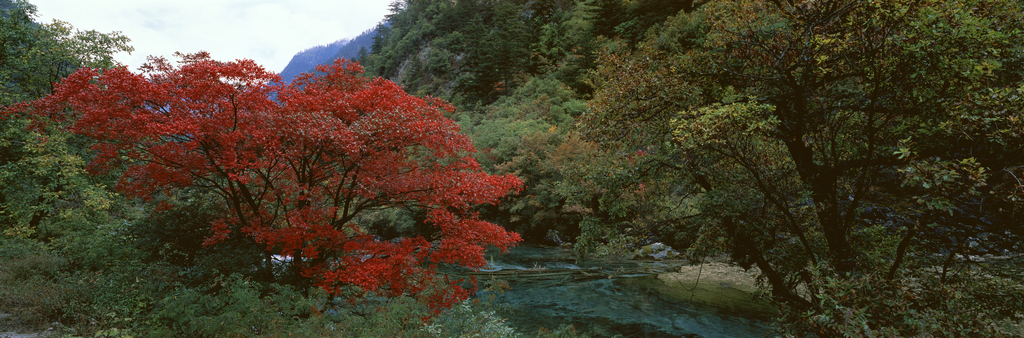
(473, 245), (772, 338)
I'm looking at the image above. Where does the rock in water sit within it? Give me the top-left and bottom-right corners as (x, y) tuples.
(544, 229), (566, 246)
(637, 242), (680, 260)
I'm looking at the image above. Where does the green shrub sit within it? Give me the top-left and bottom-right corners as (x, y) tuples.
(131, 193), (271, 285)
(330, 296), (432, 338)
(0, 239), (71, 331)
(143, 274), (334, 337)
(533, 324), (591, 338)
(423, 300), (519, 338)
(1, 229), (165, 336)
(776, 267), (1024, 337)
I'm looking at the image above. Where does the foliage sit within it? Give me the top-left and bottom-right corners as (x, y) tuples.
(0, 0), (132, 106)
(11, 54), (524, 310)
(532, 0), (600, 95)
(579, 0), (1024, 334)
(0, 1), (553, 337)
(554, 141), (696, 259)
(778, 267), (1024, 337)
(567, 38), (711, 254)
(11, 0), (1024, 334)
(364, 0), (691, 104)
(533, 324), (591, 338)
(597, 0), (694, 45)
(0, 116), (121, 239)
(366, 0), (535, 104)
(148, 283), (527, 338)
(423, 300), (520, 338)
(459, 75), (587, 241)
(0, 235), (535, 338)
(1, 0), (131, 240)
(361, 0), (709, 257)
(143, 274), (334, 337)
(0, 231), (171, 337)
(130, 191), (272, 285)
(0, 2), (147, 336)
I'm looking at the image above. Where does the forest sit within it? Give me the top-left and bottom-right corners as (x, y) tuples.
(2, 0), (1024, 337)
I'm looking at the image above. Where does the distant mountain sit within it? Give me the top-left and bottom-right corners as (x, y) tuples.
(331, 28), (376, 66)
(279, 27), (377, 83)
(279, 39), (349, 83)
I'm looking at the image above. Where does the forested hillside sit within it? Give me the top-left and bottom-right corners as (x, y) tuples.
(348, 0), (699, 245)
(363, 0), (691, 103)
(362, 0), (1024, 335)
(279, 28), (376, 83)
(2, 0), (1024, 336)
(2, 1), (526, 336)
(279, 38), (351, 83)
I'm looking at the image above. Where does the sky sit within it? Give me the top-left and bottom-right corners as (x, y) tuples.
(30, 0), (393, 73)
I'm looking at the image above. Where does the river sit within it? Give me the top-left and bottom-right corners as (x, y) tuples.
(469, 245), (776, 338)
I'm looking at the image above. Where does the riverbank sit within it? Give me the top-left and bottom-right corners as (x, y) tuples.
(471, 245), (774, 337)
(1, 313), (39, 338)
(641, 261), (777, 318)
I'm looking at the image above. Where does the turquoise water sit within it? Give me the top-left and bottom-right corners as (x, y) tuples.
(474, 245), (772, 338)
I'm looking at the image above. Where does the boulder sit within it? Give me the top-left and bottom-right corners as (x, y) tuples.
(543, 229), (567, 246)
(637, 242), (680, 260)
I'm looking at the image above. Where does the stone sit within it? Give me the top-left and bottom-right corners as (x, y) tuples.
(637, 242), (681, 260)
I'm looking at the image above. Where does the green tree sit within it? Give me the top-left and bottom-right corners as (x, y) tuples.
(1, 0), (132, 238)
(581, 0), (1024, 335)
(461, 75), (588, 241)
(457, 0), (533, 103)
(1, 0), (132, 105)
(532, 0), (600, 96)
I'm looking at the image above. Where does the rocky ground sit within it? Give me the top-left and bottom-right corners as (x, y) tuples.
(0, 313), (39, 338)
(628, 257), (780, 320)
(666, 260), (762, 293)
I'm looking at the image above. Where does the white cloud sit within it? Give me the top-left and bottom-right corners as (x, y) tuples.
(29, 0), (392, 73)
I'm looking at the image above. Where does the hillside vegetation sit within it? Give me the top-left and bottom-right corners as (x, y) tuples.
(2, 0), (1024, 337)
(279, 27), (376, 83)
(365, 0), (1024, 336)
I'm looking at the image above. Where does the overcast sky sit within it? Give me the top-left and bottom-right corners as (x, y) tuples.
(30, 0), (392, 73)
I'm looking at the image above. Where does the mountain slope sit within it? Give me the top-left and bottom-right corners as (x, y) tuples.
(278, 28), (377, 83)
(279, 39), (350, 83)
(331, 28), (375, 65)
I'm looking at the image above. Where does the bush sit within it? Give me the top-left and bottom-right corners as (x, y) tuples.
(534, 325), (591, 338)
(424, 300), (519, 338)
(776, 267), (1024, 337)
(0, 227), (167, 336)
(331, 295), (433, 337)
(0, 238), (70, 330)
(143, 274), (334, 337)
(131, 193), (272, 285)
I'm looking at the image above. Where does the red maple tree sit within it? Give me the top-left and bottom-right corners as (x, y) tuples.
(17, 52), (523, 308)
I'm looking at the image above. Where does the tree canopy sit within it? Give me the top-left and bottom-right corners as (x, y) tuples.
(1, 0), (132, 240)
(10, 54), (523, 308)
(580, 0), (1024, 335)
(4, 0), (1024, 335)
